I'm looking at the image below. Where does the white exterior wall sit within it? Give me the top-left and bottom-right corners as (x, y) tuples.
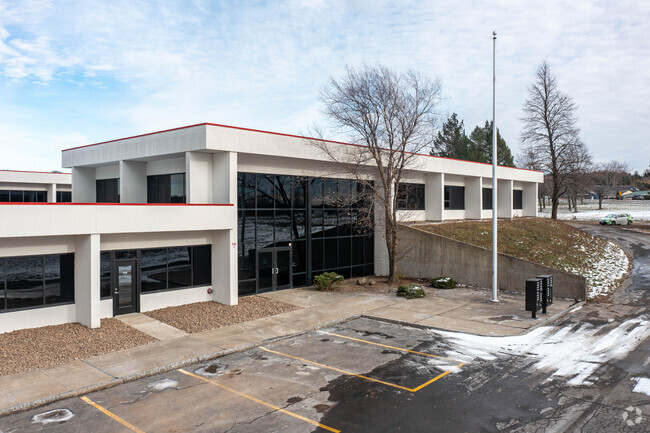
(498, 179), (514, 219)
(120, 160), (147, 203)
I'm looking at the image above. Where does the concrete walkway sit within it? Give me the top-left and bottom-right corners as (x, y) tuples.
(0, 287), (577, 416)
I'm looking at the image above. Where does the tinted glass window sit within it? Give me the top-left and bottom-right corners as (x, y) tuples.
(192, 245), (212, 286)
(482, 188), (493, 210)
(45, 254), (74, 304)
(97, 179), (120, 203)
(256, 210), (274, 249)
(115, 250), (137, 260)
(513, 190), (523, 209)
(275, 210), (292, 242)
(0, 190), (9, 202)
(141, 248), (167, 292)
(311, 239), (323, 271)
(23, 191), (37, 202)
(256, 175), (274, 208)
(444, 186), (465, 210)
(10, 191), (24, 202)
(238, 280), (256, 296)
(323, 179), (338, 207)
(170, 174), (185, 203)
(6, 256), (43, 309)
(292, 211), (306, 240)
(311, 178), (323, 208)
(167, 247), (191, 288)
(311, 209), (323, 237)
(323, 210), (338, 237)
(397, 183), (425, 210)
(323, 239), (338, 269)
(0, 259), (5, 309)
(275, 176), (292, 208)
(292, 240), (306, 273)
(292, 177), (307, 208)
(57, 191), (72, 202)
(100, 252), (111, 298)
(147, 174), (185, 203)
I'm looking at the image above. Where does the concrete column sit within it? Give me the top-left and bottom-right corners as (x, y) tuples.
(523, 182), (538, 217)
(211, 229), (238, 305)
(425, 172), (444, 221)
(466, 176), (482, 219)
(75, 234), (101, 328)
(498, 179), (513, 219)
(47, 183), (57, 203)
(120, 160), (147, 203)
(212, 151), (237, 204)
(71, 167), (96, 203)
(186, 151), (214, 204)
(373, 182), (390, 277)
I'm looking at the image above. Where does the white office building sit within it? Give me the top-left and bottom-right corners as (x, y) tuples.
(0, 123), (542, 333)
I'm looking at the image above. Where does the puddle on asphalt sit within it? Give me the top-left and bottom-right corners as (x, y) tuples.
(287, 396), (304, 404)
(195, 362), (228, 377)
(31, 408), (74, 425)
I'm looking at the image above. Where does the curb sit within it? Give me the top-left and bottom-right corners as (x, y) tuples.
(0, 314), (361, 418)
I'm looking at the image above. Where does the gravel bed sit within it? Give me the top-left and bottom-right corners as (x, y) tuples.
(144, 296), (301, 333)
(0, 319), (155, 377)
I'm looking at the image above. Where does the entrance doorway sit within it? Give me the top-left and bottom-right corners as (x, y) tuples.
(257, 247), (292, 293)
(113, 259), (139, 315)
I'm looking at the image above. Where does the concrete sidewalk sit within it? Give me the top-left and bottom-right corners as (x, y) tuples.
(0, 286), (577, 416)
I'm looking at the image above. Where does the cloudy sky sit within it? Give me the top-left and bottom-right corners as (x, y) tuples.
(0, 0), (648, 173)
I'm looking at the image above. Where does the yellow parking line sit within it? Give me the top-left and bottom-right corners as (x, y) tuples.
(319, 331), (464, 366)
(80, 396), (145, 433)
(177, 369), (340, 433)
(260, 347), (414, 392)
(410, 371), (452, 392)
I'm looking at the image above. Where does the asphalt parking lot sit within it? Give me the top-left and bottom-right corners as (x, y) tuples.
(0, 317), (468, 433)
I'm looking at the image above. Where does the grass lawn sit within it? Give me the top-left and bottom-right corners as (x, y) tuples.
(416, 218), (629, 300)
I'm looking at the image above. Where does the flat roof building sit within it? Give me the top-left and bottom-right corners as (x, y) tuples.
(0, 123), (542, 333)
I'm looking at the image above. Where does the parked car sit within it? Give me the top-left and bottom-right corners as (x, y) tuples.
(599, 213), (634, 225)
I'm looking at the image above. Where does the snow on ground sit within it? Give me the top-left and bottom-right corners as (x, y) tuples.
(631, 377), (650, 397)
(539, 199), (650, 222)
(433, 315), (650, 387)
(566, 239), (630, 300)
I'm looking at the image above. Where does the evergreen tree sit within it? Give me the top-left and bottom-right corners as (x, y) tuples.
(430, 113), (472, 160)
(469, 121), (515, 167)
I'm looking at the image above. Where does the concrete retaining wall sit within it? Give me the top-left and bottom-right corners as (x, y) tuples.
(396, 224), (587, 300)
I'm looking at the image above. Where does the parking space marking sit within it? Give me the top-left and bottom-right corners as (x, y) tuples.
(80, 396), (146, 433)
(319, 331), (466, 366)
(178, 369), (341, 433)
(260, 346), (415, 392)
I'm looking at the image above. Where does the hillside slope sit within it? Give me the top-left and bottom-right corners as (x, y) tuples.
(416, 218), (629, 301)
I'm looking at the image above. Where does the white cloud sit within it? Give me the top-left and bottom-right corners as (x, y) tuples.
(0, 0), (648, 171)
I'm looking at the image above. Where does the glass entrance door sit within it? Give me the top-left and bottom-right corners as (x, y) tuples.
(113, 260), (138, 315)
(256, 247), (292, 293)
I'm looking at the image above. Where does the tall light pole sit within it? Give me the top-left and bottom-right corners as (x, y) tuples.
(491, 31), (498, 303)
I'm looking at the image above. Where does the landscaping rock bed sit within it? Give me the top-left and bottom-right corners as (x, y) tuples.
(144, 296), (300, 333)
(0, 319), (155, 377)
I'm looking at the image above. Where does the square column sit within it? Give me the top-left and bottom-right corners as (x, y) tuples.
(425, 172), (444, 221)
(75, 234), (101, 328)
(373, 182), (391, 276)
(466, 176), (482, 219)
(186, 151), (214, 204)
(497, 179), (513, 219)
(523, 182), (538, 217)
(211, 229), (238, 305)
(212, 151), (237, 204)
(47, 183), (57, 202)
(120, 160), (147, 203)
(72, 167), (96, 202)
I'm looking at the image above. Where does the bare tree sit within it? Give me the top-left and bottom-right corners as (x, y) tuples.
(520, 61), (591, 219)
(313, 64), (441, 283)
(593, 160), (630, 209)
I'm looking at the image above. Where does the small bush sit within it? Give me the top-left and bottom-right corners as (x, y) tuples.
(397, 283), (426, 299)
(430, 277), (456, 289)
(313, 272), (344, 291)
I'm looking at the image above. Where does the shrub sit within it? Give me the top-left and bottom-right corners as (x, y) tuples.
(313, 272), (344, 291)
(430, 277), (456, 289)
(397, 283), (426, 299)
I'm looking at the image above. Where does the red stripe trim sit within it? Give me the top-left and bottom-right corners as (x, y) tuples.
(0, 169), (71, 175)
(0, 202), (233, 206)
(61, 122), (543, 174)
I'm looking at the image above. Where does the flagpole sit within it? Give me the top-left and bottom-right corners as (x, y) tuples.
(491, 30), (499, 303)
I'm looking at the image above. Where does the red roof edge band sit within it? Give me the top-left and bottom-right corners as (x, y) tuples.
(1, 169), (71, 175)
(0, 202), (233, 206)
(61, 122), (544, 174)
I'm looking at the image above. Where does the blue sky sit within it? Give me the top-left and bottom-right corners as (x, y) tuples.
(0, 0), (648, 173)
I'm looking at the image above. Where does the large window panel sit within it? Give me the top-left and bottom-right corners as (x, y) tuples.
(482, 188), (493, 210)
(444, 186), (465, 210)
(292, 177), (307, 209)
(397, 183), (425, 210)
(513, 190), (523, 210)
(57, 191), (72, 203)
(292, 240), (306, 274)
(167, 247), (192, 288)
(100, 252), (111, 298)
(311, 239), (323, 271)
(0, 259), (5, 309)
(311, 178), (323, 208)
(363, 236), (374, 264)
(323, 239), (338, 269)
(338, 210), (352, 236)
(275, 210), (292, 243)
(339, 237), (351, 268)
(311, 209), (324, 237)
(45, 254), (74, 304)
(140, 248), (168, 292)
(97, 178), (119, 203)
(256, 210), (274, 249)
(291, 211), (306, 240)
(170, 174), (185, 203)
(240, 173), (256, 208)
(6, 256), (43, 309)
(323, 179), (338, 207)
(275, 176), (292, 208)
(147, 174), (185, 203)
(0, 190), (9, 202)
(323, 210), (338, 237)
(238, 280), (256, 296)
(192, 245), (211, 286)
(256, 175), (274, 208)
(352, 237), (364, 266)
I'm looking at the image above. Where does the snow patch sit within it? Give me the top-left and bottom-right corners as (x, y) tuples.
(631, 377), (650, 397)
(148, 378), (178, 391)
(432, 316), (649, 386)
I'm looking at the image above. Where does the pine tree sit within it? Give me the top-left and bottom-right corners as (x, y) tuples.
(469, 121), (515, 167)
(430, 113), (472, 160)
